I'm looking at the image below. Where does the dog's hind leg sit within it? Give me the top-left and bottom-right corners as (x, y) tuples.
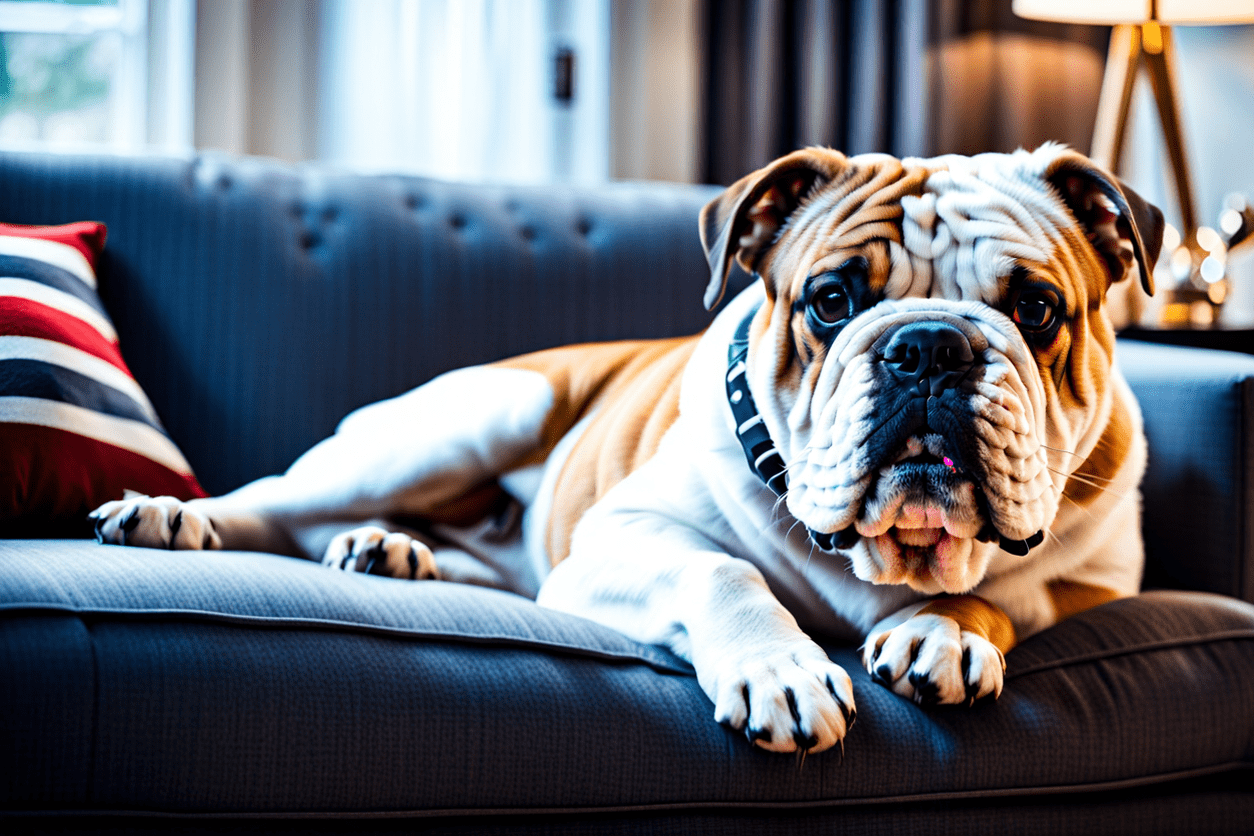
(90, 365), (558, 560)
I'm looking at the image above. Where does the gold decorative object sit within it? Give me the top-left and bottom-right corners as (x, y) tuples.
(1013, 0), (1254, 327)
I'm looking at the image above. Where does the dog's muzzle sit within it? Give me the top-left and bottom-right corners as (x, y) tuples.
(872, 318), (1046, 557)
(872, 319), (1045, 556)
(728, 306), (1045, 558)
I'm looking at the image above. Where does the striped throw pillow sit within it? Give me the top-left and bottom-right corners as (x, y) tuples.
(1, 221), (206, 536)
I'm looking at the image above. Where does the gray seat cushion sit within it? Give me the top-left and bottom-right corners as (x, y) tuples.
(2, 539), (1251, 820)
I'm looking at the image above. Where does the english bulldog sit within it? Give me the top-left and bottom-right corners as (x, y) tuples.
(92, 144), (1162, 755)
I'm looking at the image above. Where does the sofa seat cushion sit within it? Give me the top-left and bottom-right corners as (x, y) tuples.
(1, 539), (1251, 818)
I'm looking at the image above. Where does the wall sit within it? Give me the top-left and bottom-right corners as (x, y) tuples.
(610, 0), (701, 182)
(193, 0), (319, 161)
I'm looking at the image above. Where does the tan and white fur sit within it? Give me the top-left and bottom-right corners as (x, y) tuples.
(91, 144), (1162, 756)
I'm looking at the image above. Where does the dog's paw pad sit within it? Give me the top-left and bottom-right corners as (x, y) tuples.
(710, 650), (854, 754)
(89, 495), (219, 550)
(863, 614), (1004, 706)
(323, 526), (440, 581)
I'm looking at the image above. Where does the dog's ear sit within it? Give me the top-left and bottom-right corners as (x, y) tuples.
(699, 148), (849, 310)
(1043, 150), (1163, 296)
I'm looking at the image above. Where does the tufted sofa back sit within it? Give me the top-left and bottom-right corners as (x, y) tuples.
(4, 149), (1253, 604)
(0, 151), (724, 494)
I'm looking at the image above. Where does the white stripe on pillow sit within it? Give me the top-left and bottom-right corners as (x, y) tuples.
(0, 277), (118, 342)
(0, 235), (97, 288)
(0, 396), (197, 478)
(0, 335), (160, 423)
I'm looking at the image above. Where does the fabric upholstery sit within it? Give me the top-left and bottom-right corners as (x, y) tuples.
(2, 540), (1251, 820)
(0, 151), (724, 495)
(2, 789), (1252, 835)
(1117, 341), (1254, 603)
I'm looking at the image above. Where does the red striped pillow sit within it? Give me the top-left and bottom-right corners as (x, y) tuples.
(1, 221), (207, 536)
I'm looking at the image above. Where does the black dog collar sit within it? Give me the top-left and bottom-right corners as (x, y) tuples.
(725, 304), (788, 497)
(725, 305), (858, 552)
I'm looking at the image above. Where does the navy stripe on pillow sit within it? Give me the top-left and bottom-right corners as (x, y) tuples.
(1, 221), (208, 530)
(0, 254), (109, 318)
(0, 358), (162, 430)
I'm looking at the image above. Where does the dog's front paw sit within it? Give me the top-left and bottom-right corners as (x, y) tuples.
(863, 613), (1004, 706)
(323, 526), (440, 580)
(707, 646), (855, 754)
(90, 495), (220, 550)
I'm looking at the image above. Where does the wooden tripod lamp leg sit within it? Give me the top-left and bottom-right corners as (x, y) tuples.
(1091, 24), (1141, 174)
(1141, 22), (1199, 242)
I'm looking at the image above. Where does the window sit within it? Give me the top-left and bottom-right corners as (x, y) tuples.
(0, 0), (192, 151)
(318, 0), (610, 183)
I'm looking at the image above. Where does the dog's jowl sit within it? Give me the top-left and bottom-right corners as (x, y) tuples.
(92, 144), (1163, 755)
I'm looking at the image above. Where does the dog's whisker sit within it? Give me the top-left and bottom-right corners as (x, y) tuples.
(1047, 463), (1123, 488)
(1051, 467), (1129, 501)
(783, 517), (806, 541)
(768, 515), (794, 534)
(1042, 525), (1067, 548)
(766, 489), (795, 528)
(1046, 462), (1122, 485)
(1059, 493), (1097, 523)
(1040, 443), (1082, 459)
(1067, 469), (1121, 485)
(763, 499), (796, 533)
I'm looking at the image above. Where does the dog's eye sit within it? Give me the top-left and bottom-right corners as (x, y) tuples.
(810, 285), (851, 324)
(1012, 291), (1058, 331)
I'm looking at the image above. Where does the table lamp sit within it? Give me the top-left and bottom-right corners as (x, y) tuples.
(1013, 0), (1254, 326)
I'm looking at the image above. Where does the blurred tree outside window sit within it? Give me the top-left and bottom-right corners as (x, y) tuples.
(0, 0), (191, 151)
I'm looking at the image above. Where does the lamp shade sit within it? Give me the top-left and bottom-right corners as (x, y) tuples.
(1013, 0), (1254, 25)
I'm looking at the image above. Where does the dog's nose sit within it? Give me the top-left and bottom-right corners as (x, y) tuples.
(882, 323), (975, 397)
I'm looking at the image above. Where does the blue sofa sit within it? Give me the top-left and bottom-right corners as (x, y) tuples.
(1, 149), (1252, 834)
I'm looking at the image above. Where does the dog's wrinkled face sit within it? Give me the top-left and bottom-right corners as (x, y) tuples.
(702, 145), (1162, 595)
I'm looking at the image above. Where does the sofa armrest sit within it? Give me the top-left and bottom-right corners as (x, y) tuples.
(1117, 339), (1254, 603)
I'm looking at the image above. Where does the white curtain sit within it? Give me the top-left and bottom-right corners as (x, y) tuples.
(317, 0), (608, 184)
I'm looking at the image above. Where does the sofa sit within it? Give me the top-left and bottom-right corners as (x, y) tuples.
(1, 148), (1252, 835)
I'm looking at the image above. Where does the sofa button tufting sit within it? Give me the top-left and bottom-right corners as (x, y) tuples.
(405, 194), (424, 211)
(520, 225), (537, 242)
(576, 217), (593, 236)
(449, 213), (467, 230)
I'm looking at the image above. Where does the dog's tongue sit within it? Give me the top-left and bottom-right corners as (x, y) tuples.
(891, 502), (949, 548)
(867, 500), (980, 591)
(894, 501), (946, 531)
(874, 527), (973, 592)
(857, 498), (958, 539)
(892, 526), (944, 547)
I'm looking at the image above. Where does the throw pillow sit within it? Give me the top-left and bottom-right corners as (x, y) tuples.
(1, 220), (207, 536)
